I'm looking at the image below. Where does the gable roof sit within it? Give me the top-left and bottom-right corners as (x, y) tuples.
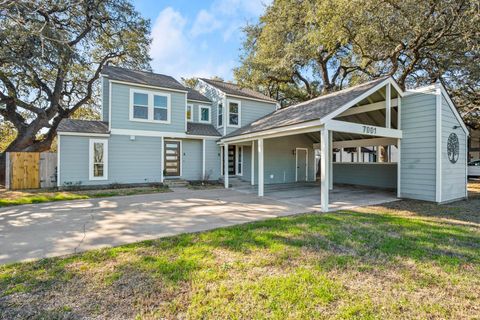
(186, 88), (211, 103)
(58, 119), (109, 134)
(223, 76), (391, 139)
(186, 122), (221, 136)
(102, 65), (187, 92)
(200, 78), (277, 103)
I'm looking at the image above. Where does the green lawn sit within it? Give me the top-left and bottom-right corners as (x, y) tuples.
(0, 185), (170, 207)
(1, 188), (479, 319)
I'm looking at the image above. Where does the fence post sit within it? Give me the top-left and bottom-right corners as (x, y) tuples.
(5, 152), (10, 190)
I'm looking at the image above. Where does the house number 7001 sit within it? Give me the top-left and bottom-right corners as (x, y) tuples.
(362, 126), (377, 135)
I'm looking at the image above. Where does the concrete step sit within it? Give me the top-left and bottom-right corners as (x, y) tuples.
(164, 179), (189, 187)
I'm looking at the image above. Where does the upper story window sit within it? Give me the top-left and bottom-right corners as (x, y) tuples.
(199, 105), (211, 123)
(133, 92), (148, 120)
(186, 104), (193, 122)
(89, 139), (108, 180)
(218, 103), (223, 127)
(130, 89), (171, 123)
(228, 100), (241, 127)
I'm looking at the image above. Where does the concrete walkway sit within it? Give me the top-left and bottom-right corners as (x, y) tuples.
(0, 188), (309, 264)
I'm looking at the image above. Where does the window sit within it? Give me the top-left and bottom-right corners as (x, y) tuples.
(218, 103), (223, 127)
(130, 89), (170, 123)
(89, 139), (108, 180)
(153, 95), (168, 121)
(186, 104), (193, 122)
(199, 105), (210, 123)
(228, 100), (240, 127)
(133, 92), (148, 119)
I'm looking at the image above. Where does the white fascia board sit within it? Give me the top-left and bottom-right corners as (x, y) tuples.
(219, 119), (323, 144)
(338, 99), (399, 117)
(57, 132), (110, 137)
(325, 119), (403, 139)
(108, 79), (188, 94)
(333, 137), (398, 148)
(187, 99), (212, 104)
(321, 77), (404, 124)
(109, 128), (219, 140)
(225, 93), (277, 105)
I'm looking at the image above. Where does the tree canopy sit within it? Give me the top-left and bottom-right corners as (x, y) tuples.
(0, 0), (151, 152)
(234, 0), (479, 128)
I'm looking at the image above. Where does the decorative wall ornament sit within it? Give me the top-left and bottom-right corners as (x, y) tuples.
(447, 133), (460, 164)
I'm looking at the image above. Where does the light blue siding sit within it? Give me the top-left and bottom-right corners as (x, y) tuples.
(196, 81), (224, 130)
(400, 92), (437, 201)
(102, 77), (109, 122)
(205, 140), (221, 180)
(441, 95), (467, 202)
(333, 163), (397, 188)
(59, 134), (162, 186)
(225, 97), (276, 135)
(110, 82), (187, 133)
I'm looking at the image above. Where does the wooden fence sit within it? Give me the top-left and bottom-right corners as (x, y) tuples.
(5, 152), (57, 190)
(0, 153), (5, 187)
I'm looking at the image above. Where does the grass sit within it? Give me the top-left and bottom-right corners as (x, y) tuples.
(0, 185), (170, 207)
(0, 183), (479, 319)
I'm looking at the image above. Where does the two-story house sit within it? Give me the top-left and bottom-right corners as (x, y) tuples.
(57, 66), (277, 186)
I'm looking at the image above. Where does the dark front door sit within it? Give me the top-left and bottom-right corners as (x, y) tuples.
(228, 145), (235, 175)
(164, 140), (181, 176)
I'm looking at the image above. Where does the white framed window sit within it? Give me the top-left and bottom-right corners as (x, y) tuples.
(199, 105), (211, 123)
(236, 145), (243, 176)
(218, 103), (223, 127)
(227, 99), (241, 127)
(129, 89), (171, 124)
(186, 104), (193, 122)
(89, 139), (108, 180)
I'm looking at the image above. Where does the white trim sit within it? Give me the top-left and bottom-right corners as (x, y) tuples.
(108, 80), (112, 131)
(295, 148), (308, 182)
(258, 139), (264, 196)
(227, 99), (241, 128)
(110, 128), (219, 140)
(89, 139), (108, 181)
(109, 79), (188, 93)
(224, 143), (229, 188)
(320, 128), (329, 212)
(226, 93), (277, 105)
(333, 137), (398, 149)
(217, 102), (224, 128)
(100, 76), (104, 121)
(397, 138), (401, 198)
(329, 132), (333, 189)
(325, 120), (403, 139)
(202, 139), (206, 180)
(164, 139), (182, 178)
(160, 136), (164, 183)
(338, 99), (399, 117)
(186, 104), (193, 122)
(56, 137), (61, 187)
(184, 94), (188, 131)
(435, 85), (442, 202)
(57, 132), (110, 137)
(386, 83), (391, 128)
(251, 140), (255, 185)
(397, 95), (402, 130)
(198, 105), (211, 124)
(129, 88), (171, 124)
(235, 145), (243, 176)
(223, 96), (227, 136)
(187, 99), (210, 104)
(321, 77), (404, 123)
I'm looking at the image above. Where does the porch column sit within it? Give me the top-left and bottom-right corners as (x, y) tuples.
(329, 131), (333, 190)
(224, 143), (229, 188)
(160, 136), (164, 183)
(251, 140), (255, 185)
(320, 128), (329, 212)
(386, 82), (391, 128)
(397, 138), (401, 198)
(202, 139), (206, 180)
(357, 147), (362, 163)
(258, 138), (264, 196)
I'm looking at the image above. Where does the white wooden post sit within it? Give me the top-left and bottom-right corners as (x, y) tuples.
(386, 82), (391, 128)
(202, 139), (206, 180)
(357, 147), (362, 163)
(224, 143), (229, 188)
(329, 131), (333, 190)
(320, 128), (329, 212)
(5, 152), (10, 190)
(160, 136), (164, 183)
(258, 138), (264, 196)
(339, 147), (343, 163)
(251, 140), (255, 185)
(397, 138), (401, 198)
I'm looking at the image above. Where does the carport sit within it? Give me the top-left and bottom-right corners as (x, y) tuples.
(219, 76), (404, 212)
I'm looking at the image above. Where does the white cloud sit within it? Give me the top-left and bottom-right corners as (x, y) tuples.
(150, 7), (188, 62)
(191, 9), (221, 37)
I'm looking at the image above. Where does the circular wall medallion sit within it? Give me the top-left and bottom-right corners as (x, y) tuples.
(447, 133), (459, 164)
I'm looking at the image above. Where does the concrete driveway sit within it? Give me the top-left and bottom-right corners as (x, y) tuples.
(0, 188), (310, 264)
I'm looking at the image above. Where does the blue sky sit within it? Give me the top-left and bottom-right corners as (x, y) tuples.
(133, 0), (271, 81)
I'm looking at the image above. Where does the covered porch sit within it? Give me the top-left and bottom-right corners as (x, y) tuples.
(220, 76), (404, 212)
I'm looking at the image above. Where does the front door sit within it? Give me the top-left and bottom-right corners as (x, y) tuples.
(228, 145), (236, 175)
(296, 148), (308, 182)
(164, 140), (181, 176)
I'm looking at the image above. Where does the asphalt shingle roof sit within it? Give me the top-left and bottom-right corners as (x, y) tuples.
(200, 78), (277, 103)
(186, 88), (211, 103)
(186, 122), (221, 137)
(102, 65), (187, 91)
(58, 119), (109, 134)
(224, 77), (390, 139)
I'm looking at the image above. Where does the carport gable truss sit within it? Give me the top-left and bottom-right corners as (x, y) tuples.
(220, 76), (404, 212)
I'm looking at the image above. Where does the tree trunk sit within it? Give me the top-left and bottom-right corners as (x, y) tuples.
(5, 131), (54, 152)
